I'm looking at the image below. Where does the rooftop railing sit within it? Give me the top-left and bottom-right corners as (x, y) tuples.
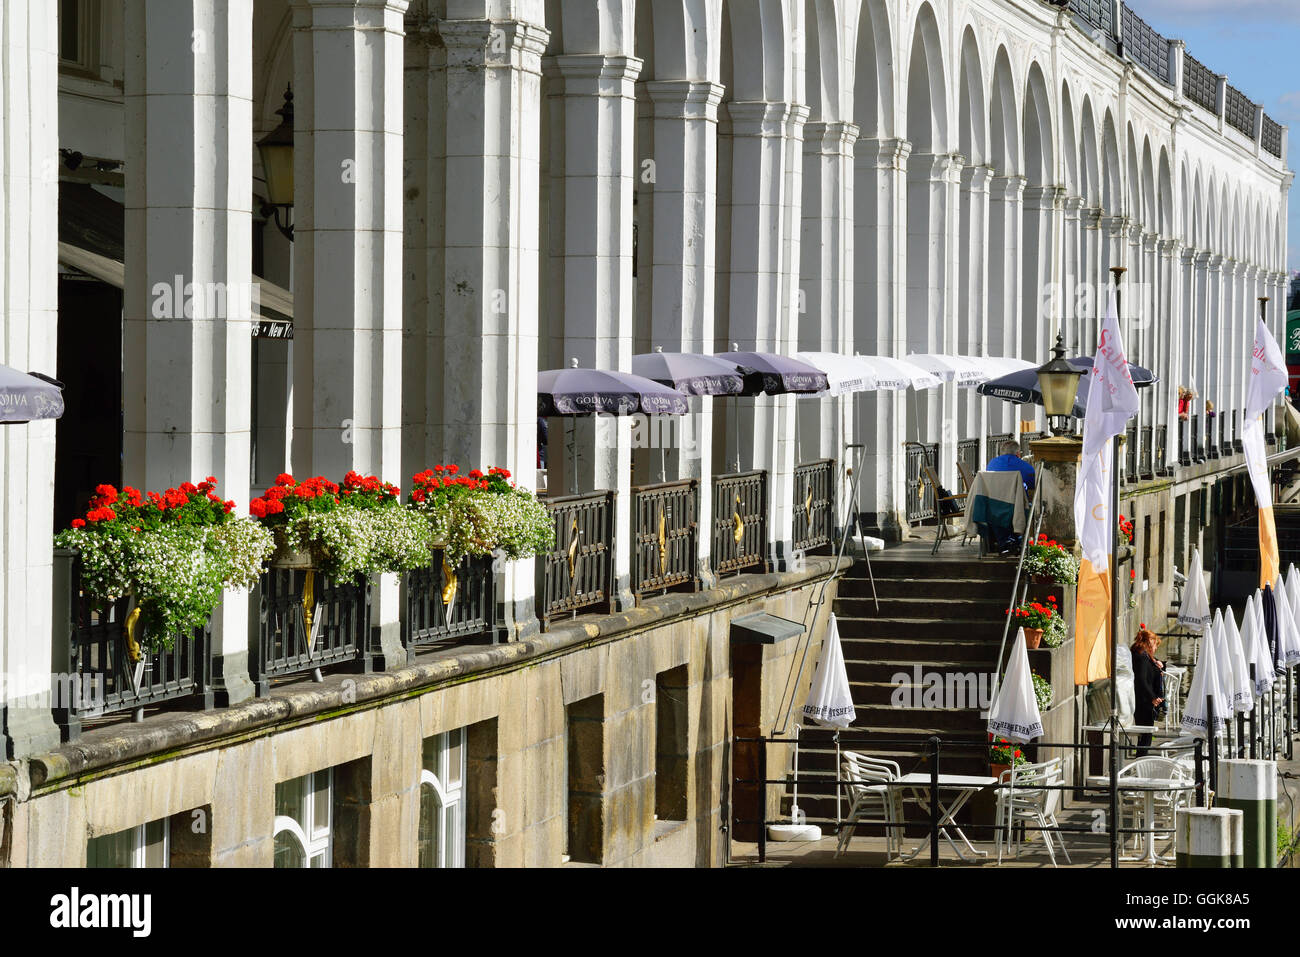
(1120, 4), (1169, 84)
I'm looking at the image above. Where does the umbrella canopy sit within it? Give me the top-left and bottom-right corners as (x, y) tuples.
(1286, 565), (1300, 638)
(982, 356), (1038, 377)
(793, 351), (894, 396)
(711, 350), (829, 396)
(800, 614), (856, 729)
(1181, 609), (1231, 739)
(987, 628), (1043, 743)
(1176, 548), (1212, 633)
(631, 350), (745, 397)
(976, 356), (1157, 418)
(1241, 593), (1276, 697)
(1220, 607), (1255, 714)
(853, 354), (941, 391)
(537, 366), (690, 416)
(0, 365), (64, 423)
(1271, 576), (1300, 669)
(906, 353), (988, 386)
(1206, 610), (1244, 716)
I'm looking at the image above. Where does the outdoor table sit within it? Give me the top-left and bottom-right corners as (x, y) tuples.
(1087, 774), (1194, 866)
(892, 772), (997, 863)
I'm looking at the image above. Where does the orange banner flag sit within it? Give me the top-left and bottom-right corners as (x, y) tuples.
(1074, 557), (1112, 685)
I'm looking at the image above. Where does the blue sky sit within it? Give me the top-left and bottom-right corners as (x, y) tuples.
(1133, 0), (1300, 271)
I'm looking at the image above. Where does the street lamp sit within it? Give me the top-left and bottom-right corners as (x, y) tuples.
(1037, 330), (1084, 436)
(257, 85), (295, 241)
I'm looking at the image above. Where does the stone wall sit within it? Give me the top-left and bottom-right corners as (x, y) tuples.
(2, 562), (841, 868)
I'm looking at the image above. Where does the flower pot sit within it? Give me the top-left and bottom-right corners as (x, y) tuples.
(990, 763), (1011, 782)
(269, 527), (320, 569)
(1022, 628), (1043, 650)
(1030, 574), (1055, 586)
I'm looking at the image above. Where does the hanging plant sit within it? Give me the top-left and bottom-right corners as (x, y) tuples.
(409, 466), (554, 563)
(55, 479), (273, 651)
(1022, 534), (1079, 585)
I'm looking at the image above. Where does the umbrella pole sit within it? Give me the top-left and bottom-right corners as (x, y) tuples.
(1109, 430), (1121, 870)
(571, 419), (578, 496)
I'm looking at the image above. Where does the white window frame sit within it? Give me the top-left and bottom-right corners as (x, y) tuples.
(58, 0), (101, 76)
(419, 728), (466, 868)
(87, 817), (169, 868)
(273, 769), (333, 868)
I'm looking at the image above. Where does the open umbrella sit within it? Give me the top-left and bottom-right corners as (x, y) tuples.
(853, 354), (941, 391)
(711, 349), (828, 396)
(907, 353), (989, 386)
(0, 365), (64, 423)
(1177, 547), (1212, 633)
(538, 362), (690, 494)
(976, 356), (1157, 419)
(631, 349), (745, 396)
(793, 352), (892, 396)
(987, 628), (1043, 742)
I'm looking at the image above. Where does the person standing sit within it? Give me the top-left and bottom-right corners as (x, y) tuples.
(1131, 627), (1166, 756)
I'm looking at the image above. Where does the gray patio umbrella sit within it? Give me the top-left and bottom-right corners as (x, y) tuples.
(976, 357), (1157, 419)
(0, 365), (65, 423)
(538, 361), (690, 493)
(711, 347), (829, 473)
(632, 348), (746, 396)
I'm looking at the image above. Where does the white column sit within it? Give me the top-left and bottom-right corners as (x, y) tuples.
(1021, 185), (1061, 368)
(958, 166), (991, 456)
(852, 137), (909, 538)
(290, 0), (408, 665)
(437, 15), (548, 634)
(1081, 206), (1104, 351)
(1193, 250), (1212, 457)
(1160, 239), (1181, 472)
(123, 0), (255, 704)
(798, 121), (858, 475)
(645, 79), (724, 581)
(1206, 254), (1225, 457)
(987, 175), (1025, 432)
(1179, 246), (1198, 464)
(1061, 196), (1083, 352)
(553, 53), (640, 606)
(1, 0), (61, 756)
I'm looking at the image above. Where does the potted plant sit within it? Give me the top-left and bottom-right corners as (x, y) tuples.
(1008, 596), (1058, 649)
(1042, 609), (1067, 648)
(54, 479), (273, 658)
(990, 738), (1028, 781)
(1032, 672), (1053, 711)
(409, 465), (554, 564)
(1021, 534), (1079, 585)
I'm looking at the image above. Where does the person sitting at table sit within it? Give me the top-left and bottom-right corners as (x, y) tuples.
(1131, 627), (1166, 756)
(986, 440), (1036, 493)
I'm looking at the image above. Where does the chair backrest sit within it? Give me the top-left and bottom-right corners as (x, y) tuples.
(842, 751), (900, 779)
(957, 461), (976, 494)
(1120, 756), (1190, 781)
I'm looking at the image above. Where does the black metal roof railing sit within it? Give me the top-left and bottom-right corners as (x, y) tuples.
(1120, 5), (1170, 85)
(1225, 84), (1257, 138)
(1263, 115), (1284, 158)
(1068, 0), (1115, 35)
(1183, 54), (1218, 115)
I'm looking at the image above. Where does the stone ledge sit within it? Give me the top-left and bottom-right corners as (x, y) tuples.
(6, 555), (849, 798)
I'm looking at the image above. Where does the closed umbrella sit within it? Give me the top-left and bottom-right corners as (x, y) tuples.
(1262, 585), (1282, 672)
(1181, 609), (1230, 739)
(0, 365), (64, 423)
(1272, 575), (1300, 669)
(538, 362), (690, 494)
(1241, 593), (1276, 698)
(800, 613), (856, 729)
(1221, 607), (1254, 714)
(1286, 565), (1300, 639)
(1177, 547), (1212, 633)
(987, 628), (1044, 742)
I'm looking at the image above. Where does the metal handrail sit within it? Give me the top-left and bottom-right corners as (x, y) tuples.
(986, 462), (1047, 709)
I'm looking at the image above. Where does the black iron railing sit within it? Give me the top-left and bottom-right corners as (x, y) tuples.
(1068, 0), (1114, 36)
(792, 459), (835, 555)
(713, 471), (768, 576)
(1179, 418), (1191, 466)
(1139, 425), (1154, 478)
(52, 549), (213, 741)
(1019, 431), (1047, 456)
(1263, 116), (1284, 158)
(404, 552), (496, 652)
(1207, 414), (1221, 459)
(538, 490), (615, 622)
(632, 480), (699, 596)
(1225, 85), (1256, 138)
(1120, 5), (1170, 85)
(1222, 414), (1236, 456)
(252, 568), (370, 693)
(905, 442), (939, 524)
(986, 432), (1014, 458)
(1124, 424), (1138, 482)
(1183, 55), (1218, 115)
(1155, 424), (1169, 475)
(956, 438), (980, 490)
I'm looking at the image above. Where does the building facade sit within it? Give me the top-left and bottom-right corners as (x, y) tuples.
(0, 0), (1291, 865)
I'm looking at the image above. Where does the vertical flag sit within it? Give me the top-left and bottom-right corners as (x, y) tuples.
(1243, 317), (1288, 588)
(1073, 292), (1140, 685)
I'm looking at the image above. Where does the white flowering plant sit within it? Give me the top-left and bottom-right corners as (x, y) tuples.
(409, 466), (554, 563)
(54, 479), (274, 650)
(1022, 534), (1079, 585)
(251, 471), (433, 581)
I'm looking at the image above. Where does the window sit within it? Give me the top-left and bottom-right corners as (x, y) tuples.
(58, 0), (101, 75)
(566, 694), (605, 864)
(654, 666), (689, 823)
(419, 728), (466, 868)
(87, 818), (168, 868)
(274, 770), (333, 868)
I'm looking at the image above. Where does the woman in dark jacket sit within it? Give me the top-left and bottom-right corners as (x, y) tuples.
(1131, 628), (1165, 756)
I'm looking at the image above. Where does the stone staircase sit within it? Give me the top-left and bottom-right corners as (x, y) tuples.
(786, 552), (1019, 830)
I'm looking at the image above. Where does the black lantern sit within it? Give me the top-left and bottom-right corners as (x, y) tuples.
(1037, 331), (1084, 435)
(257, 85), (294, 241)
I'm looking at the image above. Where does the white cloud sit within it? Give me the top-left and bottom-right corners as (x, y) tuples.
(1277, 90), (1300, 124)
(1135, 0), (1300, 23)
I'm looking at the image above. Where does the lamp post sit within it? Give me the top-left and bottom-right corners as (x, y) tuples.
(1037, 331), (1085, 436)
(256, 85), (295, 242)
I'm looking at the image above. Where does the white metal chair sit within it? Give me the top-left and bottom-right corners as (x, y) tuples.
(836, 752), (905, 859)
(996, 757), (1071, 866)
(1161, 668), (1183, 730)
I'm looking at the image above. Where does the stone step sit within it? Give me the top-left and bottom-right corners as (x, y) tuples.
(845, 660), (996, 684)
(833, 595), (1009, 619)
(848, 678), (997, 711)
(849, 557), (1018, 580)
(836, 616), (1008, 641)
(842, 636), (1001, 665)
(837, 576), (1012, 600)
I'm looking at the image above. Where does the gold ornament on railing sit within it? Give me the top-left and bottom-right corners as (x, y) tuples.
(123, 605), (143, 664)
(732, 492), (744, 545)
(657, 507), (668, 573)
(302, 569), (316, 649)
(440, 554), (459, 608)
(566, 515), (581, 583)
(804, 483), (814, 523)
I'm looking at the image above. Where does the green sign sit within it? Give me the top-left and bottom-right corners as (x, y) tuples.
(1289, 311), (1300, 360)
